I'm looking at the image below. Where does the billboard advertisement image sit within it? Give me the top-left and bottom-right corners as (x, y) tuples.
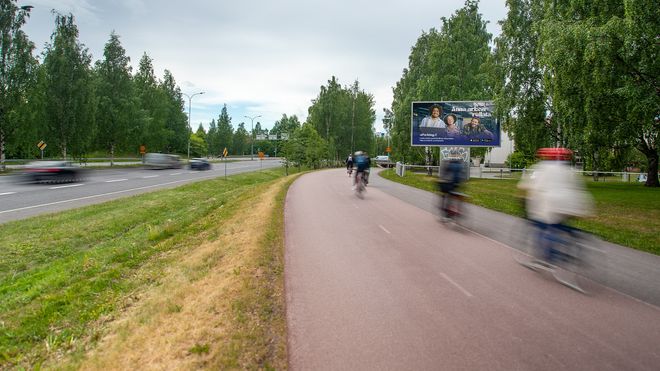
(411, 101), (500, 147)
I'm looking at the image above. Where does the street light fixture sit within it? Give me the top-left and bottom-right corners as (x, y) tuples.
(244, 114), (261, 161)
(183, 91), (204, 159)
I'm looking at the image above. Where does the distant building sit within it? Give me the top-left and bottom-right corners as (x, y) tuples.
(484, 130), (514, 167)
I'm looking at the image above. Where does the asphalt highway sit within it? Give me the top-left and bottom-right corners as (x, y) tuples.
(0, 159), (281, 224)
(285, 169), (660, 370)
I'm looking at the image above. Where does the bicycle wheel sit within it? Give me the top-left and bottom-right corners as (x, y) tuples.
(551, 227), (597, 294)
(512, 220), (553, 272)
(355, 174), (365, 199)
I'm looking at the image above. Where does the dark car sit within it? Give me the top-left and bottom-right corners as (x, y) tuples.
(21, 161), (85, 183)
(189, 158), (211, 170)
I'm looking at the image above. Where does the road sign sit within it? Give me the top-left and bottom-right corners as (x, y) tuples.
(139, 145), (146, 154)
(37, 141), (47, 151)
(386, 146), (391, 153)
(223, 147), (228, 157)
(258, 151), (265, 159)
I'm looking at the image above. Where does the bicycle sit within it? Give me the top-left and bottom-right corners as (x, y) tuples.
(354, 171), (366, 198)
(438, 187), (469, 227)
(513, 220), (597, 293)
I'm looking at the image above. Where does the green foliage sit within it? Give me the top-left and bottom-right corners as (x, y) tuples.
(495, 0), (659, 185)
(214, 104), (234, 157)
(232, 122), (249, 155)
(189, 133), (207, 157)
(281, 123), (327, 169)
(493, 0), (551, 157)
(189, 343), (210, 355)
(390, 0), (494, 165)
(133, 53), (170, 153)
(488, 0), (659, 187)
(307, 77), (376, 159)
(94, 32), (135, 161)
(160, 70), (188, 153)
(41, 13), (96, 159)
(505, 151), (534, 169)
(0, 0), (37, 168)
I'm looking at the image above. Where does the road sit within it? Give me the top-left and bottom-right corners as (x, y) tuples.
(0, 159), (281, 223)
(285, 169), (660, 370)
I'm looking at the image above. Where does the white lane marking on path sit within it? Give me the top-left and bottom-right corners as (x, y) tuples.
(49, 184), (85, 190)
(169, 172), (182, 176)
(379, 225), (391, 234)
(0, 178), (204, 215)
(142, 175), (158, 179)
(440, 272), (474, 298)
(0, 192), (16, 196)
(105, 179), (128, 183)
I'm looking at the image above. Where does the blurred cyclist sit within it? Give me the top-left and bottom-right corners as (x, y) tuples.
(518, 148), (593, 262)
(363, 152), (371, 185)
(438, 158), (466, 220)
(346, 154), (354, 176)
(353, 151), (370, 189)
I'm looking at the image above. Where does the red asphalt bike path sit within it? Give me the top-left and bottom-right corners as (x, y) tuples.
(284, 168), (660, 370)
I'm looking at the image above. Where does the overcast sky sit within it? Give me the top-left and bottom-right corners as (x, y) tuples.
(20, 0), (508, 132)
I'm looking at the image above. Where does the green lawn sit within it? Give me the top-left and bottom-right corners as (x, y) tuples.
(380, 169), (660, 255)
(0, 168), (293, 369)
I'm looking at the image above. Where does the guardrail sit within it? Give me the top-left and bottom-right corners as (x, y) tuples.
(394, 163), (652, 183)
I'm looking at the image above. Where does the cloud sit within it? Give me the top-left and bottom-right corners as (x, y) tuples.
(21, 0), (508, 132)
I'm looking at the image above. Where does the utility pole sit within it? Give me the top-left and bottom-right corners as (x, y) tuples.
(351, 91), (356, 154)
(244, 115), (261, 160)
(183, 91), (204, 159)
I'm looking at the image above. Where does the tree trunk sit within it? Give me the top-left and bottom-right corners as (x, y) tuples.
(643, 150), (659, 187)
(110, 143), (115, 167)
(0, 129), (5, 172)
(592, 152), (599, 182)
(637, 139), (659, 187)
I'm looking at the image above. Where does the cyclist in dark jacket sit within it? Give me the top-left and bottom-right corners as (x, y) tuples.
(353, 151), (370, 188)
(438, 158), (465, 218)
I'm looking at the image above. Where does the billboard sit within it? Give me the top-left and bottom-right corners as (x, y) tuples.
(411, 101), (500, 147)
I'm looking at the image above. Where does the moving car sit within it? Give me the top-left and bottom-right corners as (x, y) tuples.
(189, 158), (211, 170)
(144, 153), (182, 169)
(21, 161), (84, 183)
(374, 155), (393, 167)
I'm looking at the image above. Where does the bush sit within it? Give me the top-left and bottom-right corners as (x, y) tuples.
(506, 151), (534, 169)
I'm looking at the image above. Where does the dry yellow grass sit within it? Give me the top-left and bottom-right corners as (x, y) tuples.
(73, 177), (291, 370)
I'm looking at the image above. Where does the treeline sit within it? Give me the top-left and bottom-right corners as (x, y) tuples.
(1, 10), (191, 165)
(179, 75), (378, 166)
(389, 0), (658, 186)
(199, 106), (303, 159)
(1, 2), (379, 171)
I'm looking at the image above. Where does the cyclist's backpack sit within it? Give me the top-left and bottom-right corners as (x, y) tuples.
(355, 155), (367, 169)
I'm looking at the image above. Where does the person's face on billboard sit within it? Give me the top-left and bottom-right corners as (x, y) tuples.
(431, 107), (440, 118)
(470, 117), (480, 127)
(447, 115), (455, 125)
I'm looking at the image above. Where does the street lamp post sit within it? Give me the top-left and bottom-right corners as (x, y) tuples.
(183, 91), (204, 159)
(244, 115), (261, 161)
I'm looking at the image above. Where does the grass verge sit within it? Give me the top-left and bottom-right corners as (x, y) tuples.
(0, 168), (298, 369)
(380, 169), (660, 255)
